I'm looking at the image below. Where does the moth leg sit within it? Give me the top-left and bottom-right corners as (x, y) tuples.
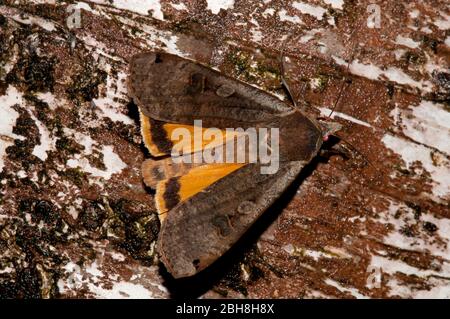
(320, 142), (372, 169)
(320, 144), (351, 160)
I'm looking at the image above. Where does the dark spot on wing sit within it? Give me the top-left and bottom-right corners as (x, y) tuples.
(149, 118), (173, 154)
(164, 177), (181, 211)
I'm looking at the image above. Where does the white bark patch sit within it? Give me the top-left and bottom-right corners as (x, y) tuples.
(278, 9), (302, 24)
(89, 281), (154, 299)
(66, 145), (126, 180)
(11, 13), (56, 31)
(206, 0), (235, 14)
(325, 279), (368, 299)
(93, 71), (134, 125)
(323, 0), (344, 10)
(108, 0), (164, 20)
(36, 92), (66, 111)
(112, 10), (186, 57)
(409, 9), (420, 19)
(262, 8), (275, 17)
(170, 3), (187, 11)
(250, 17), (262, 42)
(282, 244), (352, 261)
(28, 110), (55, 162)
(293, 1), (327, 20)
(390, 101), (450, 155)
(395, 35), (420, 49)
(333, 56), (434, 93)
(382, 134), (450, 199)
(64, 129), (127, 181)
(57, 245), (165, 298)
(367, 200), (450, 297)
(0, 86), (25, 172)
(379, 201), (450, 259)
(433, 12), (450, 30)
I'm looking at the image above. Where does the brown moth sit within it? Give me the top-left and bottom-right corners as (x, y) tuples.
(128, 51), (341, 279)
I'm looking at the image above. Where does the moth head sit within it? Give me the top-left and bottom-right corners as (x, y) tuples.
(317, 120), (342, 142)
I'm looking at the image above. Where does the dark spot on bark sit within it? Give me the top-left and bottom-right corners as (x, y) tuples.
(249, 265), (264, 282)
(423, 221), (438, 233)
(28, 55), (54, 91)
(421, 35), (438, 53)
(86, 150), (106, 171)
(15, 266), (42, 299)
(26, 3), (66, 21)
(11, 108), (39, 145)
(8, 52), (56, 93)
(58, 168), (87, 188)
(80, 201), (106, 231)
(102, 117), (141, 146)
(23, 93), (55, 128)
(433, 72), (450, 91)
(18, 198), (34, 214)
(34, 200), (57, 224)
(217, 247), (266, 296)
(122, 215), (160, 260)
(0, 280), (18, 299)
(0, 80), (7, 95)
(109, 199), (160, 261)
(0, 14), (6, 27)
(401, 51), (425, 65)
(66, 63), (107, 102)
(400, 225), (416, 237)
(55, 136), (84, 154)
(386, 83), (395, 98)
(406, 202), (422, 220)
(6, 108), (39, 169)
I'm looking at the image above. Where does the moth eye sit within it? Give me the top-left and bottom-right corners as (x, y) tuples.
(216, 84), (235, 97)
(237, 201), (256, 215)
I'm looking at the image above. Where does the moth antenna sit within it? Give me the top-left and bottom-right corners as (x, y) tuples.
(328, 78), (348, 118)
(279, 33), (299, 110)
(328, 18), (366, 118)
(280, 33), (304, 108)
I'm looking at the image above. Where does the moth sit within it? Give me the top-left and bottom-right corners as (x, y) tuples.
(128, 51), (342, 278)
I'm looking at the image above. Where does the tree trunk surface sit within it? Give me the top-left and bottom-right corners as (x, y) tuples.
(0, 0), (449, 298)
